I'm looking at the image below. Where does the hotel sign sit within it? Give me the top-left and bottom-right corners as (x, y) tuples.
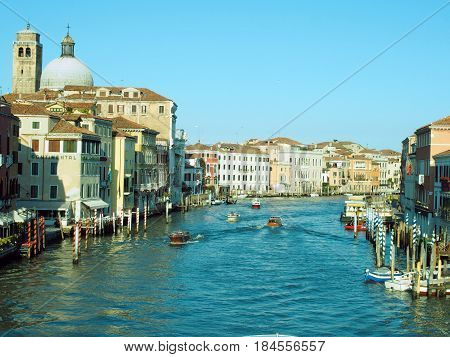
(31, 153), (77, 160)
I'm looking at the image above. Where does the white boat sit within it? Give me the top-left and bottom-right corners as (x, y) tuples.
(211, 199), (222, 205)
(310, 193), (319, 197)
(237, 194), (247, 199)
(227, 212), (240, 222)
(385, 272), (413, 291)
(364, 267), (402, 283)
(251, 198), (261, 209)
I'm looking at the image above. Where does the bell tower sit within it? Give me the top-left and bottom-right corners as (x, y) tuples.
(12, 23), (43, 94)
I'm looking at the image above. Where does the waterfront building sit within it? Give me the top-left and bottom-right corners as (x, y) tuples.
(346, 155), (380, 194)
(63, 114), (113, 215)
(433, 150), (450, 234)
(412, 116), (450, 234)
(251, 138), (322, 195)
(111, 126), (136, 216)
(0, 97), (20, 238)
(185, 142), (270, 195)
(12, 24), (42, 94)
(323, 156), (349, 194)
(112, 116), (159, 214)
(215, 143), (270, 195)
(12, 103), (105, 226)
(400, 135), (417, 223)
(7, 25), (185, 208)
(184, 155), (203, 195)
(185, 142), (218, 193)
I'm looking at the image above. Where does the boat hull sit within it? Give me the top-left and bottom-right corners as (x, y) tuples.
(365, 270), (402, 283)
(169, 232), (191, 245)
(252, 204), (261, 209)
(267, 222), (282, 227)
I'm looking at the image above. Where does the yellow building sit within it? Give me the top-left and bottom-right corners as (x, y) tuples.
(12, 103), (106, 226)
(112, 116), (159, 213)
(111, 126), (136, 216)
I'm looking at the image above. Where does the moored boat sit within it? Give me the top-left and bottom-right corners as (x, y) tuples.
(267, 216), (282, 227)
(344, 224), (367, 231)
(169, 231), (191, 245)
(227, 212), (240, 222)
(310, 193), (319, 197)
(211, 199), (222, 205)
(385, 272), (414, 291)
(237, 194), (247, 199)
(364, 267), (402, 283)
(251, 198), (261, 209)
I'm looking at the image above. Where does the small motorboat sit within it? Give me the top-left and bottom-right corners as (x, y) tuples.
(344, 224), (367, 231)
(385, 272), (414, 292)
(251, 198), (261, 209)
(227, 212), (240, 222)
(310, 193), (319, 197)
(237, 194), (247, 199)
(211, 199), (222, 205)
(365, 267), (403, 283)
(169, 231), (191, 245)
(267, 216), (282, 227)
(226, 197), (237, 204)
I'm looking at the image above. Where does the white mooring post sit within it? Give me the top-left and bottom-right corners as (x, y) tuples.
(120, 209), (124, 230)
(128, 209), (132, 231)
(144, 206), (147, 231)
(136, 207), (139, 231)
(165, 200), (169, 224)
(353, 213), (357, 238)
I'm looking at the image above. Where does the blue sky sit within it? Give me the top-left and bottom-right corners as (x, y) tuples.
(1, 0), (449, 150)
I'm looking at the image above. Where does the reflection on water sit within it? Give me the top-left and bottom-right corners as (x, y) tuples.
(0, 197), (448, 336)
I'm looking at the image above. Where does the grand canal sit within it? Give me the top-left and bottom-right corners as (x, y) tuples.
(0, 197), (448, 336)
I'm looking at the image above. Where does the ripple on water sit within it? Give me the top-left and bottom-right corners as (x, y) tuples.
(0, 197), (449, 336)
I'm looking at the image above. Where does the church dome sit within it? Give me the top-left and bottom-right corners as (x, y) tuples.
(40, 29), (93, 90)
(40, 56), (93, 90)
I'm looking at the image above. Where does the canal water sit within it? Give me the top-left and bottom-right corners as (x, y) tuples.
(0, 197), (448, 336)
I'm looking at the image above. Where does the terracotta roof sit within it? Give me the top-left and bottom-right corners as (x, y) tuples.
(213, 143), (264, 154)
(379, 149), (401, 156)
(49, 119), (98, 136)
(431, 116), (450, 127)
(359, 148), (379, 154)
(65, 102), (95, 109)
(186, 143), (212, 151)
(3, 90), (60, 103)
(63, 85), (172, 102)
(11, 103), (55, 116)
(112, 126), (136, 139)
(64, 93), (96, 100)
(112, 116), (159, 134)
(433, 149), (450, 158)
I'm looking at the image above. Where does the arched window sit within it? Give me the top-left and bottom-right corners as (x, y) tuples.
(18, 47), (24, 57)
(25, 48), (31, 57)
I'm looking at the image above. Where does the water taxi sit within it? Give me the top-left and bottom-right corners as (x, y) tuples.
(251, 198), (261, 209)
(227, 212), (240, 222)
(169, 231), (191, 245)
(267, 216), (282, 227)
(340, 196), (366, 223)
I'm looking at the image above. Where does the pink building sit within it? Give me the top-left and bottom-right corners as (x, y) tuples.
(0, 96), (20, 237)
